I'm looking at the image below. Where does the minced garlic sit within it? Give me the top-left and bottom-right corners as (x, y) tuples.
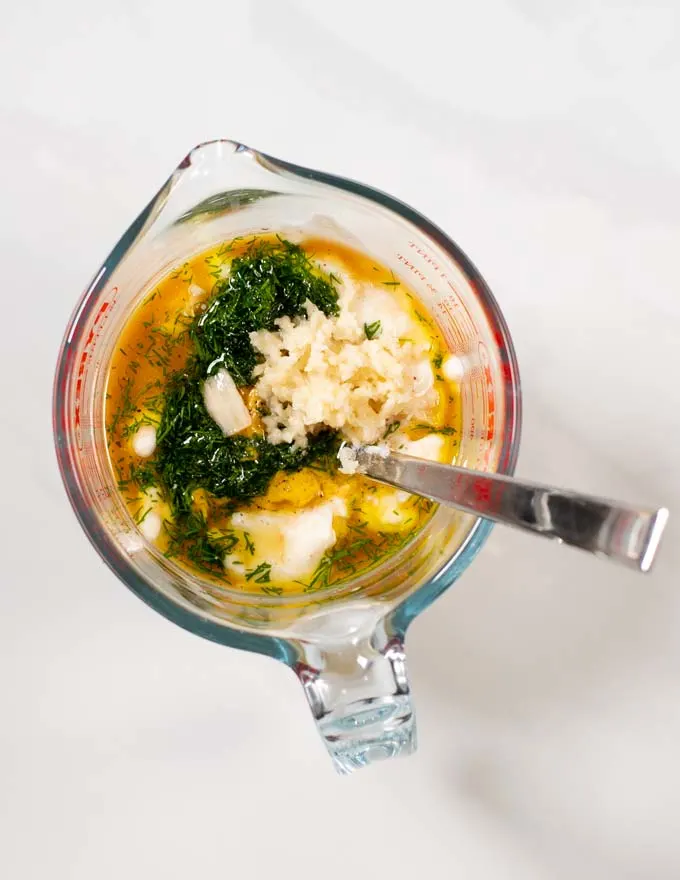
(250, 273), (436, 448)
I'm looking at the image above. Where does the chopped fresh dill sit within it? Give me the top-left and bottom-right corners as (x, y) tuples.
(143, 288), (160, 306)
(245, 562), (272, 583)
(162, 511), (236, 579)
(107, 377), (136, 436)
(192, 238), (340, 386)
(133, 505), (153, 525)
(364, 320), (382, 340)
(171, 262), (193, 283)
(413, 424), (457, 435)
(303, 526), (419, 592)
(121, 412), (159, 440)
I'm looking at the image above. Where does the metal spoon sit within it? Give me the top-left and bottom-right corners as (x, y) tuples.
(354, 446), (668, 572)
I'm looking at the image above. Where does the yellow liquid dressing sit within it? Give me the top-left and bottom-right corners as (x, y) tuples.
(106, 236), (461, 595)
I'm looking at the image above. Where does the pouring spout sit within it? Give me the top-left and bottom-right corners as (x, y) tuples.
(294, 614), (416, 774)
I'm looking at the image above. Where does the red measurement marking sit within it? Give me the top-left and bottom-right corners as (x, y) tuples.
(458, 299), (477, 340)
(435, 298), (470, 352)
(407, 242), (443, 273)
(73, 288), (118, 450)
(395, 253), (428, 282)
(472, 479), (491, 505)
(403, 243), (446, 295)
(478, 341), (496, 444)
(94, 300), (111, 325)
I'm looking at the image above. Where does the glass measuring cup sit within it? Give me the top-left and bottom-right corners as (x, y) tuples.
(53, 140), (521, 773)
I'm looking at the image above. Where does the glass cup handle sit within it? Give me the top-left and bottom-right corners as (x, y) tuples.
(294, 623), (416, 774)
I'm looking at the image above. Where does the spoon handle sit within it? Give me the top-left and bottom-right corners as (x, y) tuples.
(356, 448), (668, 572)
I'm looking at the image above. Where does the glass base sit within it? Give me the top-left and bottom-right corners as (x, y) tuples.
(319, 695), (417, 774)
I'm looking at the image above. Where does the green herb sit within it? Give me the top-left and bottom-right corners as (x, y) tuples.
(245, 562), (273, 583)
(261, 585), (283, 596)
(413, 496), (435, 515)
(191, 238), (340, 386)
(414, 424), (457, 435)
(128, 461), (157, 492)
(163, 510), (236, 578)
(121, 412), (159, 440)
(382, 272), (400, 287)
(138, 324), (188, 373)
(108, 377), (137, 436)
(304, 555), (333, 591)
(303, 523), (422, 592)
(143, 289), (160, 306)
(364, 320), (382, 340)
(171, 262), (193, 283)
(243, 532), (256, 555)
(154, 363), (339, 513)
(149, 238), (343, 518)
(432, 352), (443, 369)
(383, 421), (401, 439)
(133, 505), (153, 525)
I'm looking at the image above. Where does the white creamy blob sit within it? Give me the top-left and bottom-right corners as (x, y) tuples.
(132, 424), (157, 457)
(399, 434), (446, 462)
(229, 500), (347, 581)
(140, 511), (162, 541)
(364, 490), (414, 527)
(441, 355), (464, 382)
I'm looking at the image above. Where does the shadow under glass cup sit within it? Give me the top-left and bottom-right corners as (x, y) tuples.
(53, 140), (521, 773)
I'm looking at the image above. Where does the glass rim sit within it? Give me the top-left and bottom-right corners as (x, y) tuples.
(53, 139), (522, 653)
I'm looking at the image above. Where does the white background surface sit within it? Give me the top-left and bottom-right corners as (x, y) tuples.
(2, 1), (680, 877)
